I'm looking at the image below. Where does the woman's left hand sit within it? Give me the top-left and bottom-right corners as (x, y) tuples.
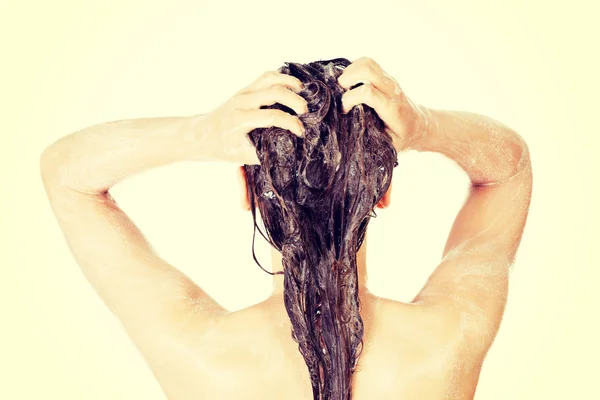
(338, 57), (426, 152)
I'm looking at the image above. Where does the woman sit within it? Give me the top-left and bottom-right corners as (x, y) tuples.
(40, 57), (532, 400)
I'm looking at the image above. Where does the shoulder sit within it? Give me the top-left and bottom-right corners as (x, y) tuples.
(193, 300), (290, 361)
(374, 297), (491, 364)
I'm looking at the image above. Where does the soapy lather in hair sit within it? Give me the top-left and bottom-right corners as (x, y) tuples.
(243, 58), (398, 400)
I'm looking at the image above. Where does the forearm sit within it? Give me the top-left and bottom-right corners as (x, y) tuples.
(411, 107), (531, 185)
(40, 114), (212, 193)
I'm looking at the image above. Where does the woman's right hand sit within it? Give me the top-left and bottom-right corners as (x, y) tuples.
(194, 71), (309, 165)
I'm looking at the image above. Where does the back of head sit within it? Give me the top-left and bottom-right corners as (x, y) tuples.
(243, 57), (398, 400)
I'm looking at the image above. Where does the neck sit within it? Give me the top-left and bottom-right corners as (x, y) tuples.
(269, 234), (371, 299)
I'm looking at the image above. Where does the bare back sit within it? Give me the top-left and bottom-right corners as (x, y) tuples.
(40, 167), (531, 400)
(134, 292), (484, 400)
(40, 89), (531, 399)
(41, 157), (530, 400)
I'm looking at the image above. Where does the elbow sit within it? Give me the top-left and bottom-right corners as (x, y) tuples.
(39, 145), (65, 188)
(39, 147), (56, 179)
(513, 132), (531, 171)
(501, 129), (532, 183)
(39, 133), (72, 175)
(39, 148), (53, 181)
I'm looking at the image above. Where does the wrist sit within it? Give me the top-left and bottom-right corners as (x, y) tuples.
(404, 103), (437, 152)
(182, 113), (221, 162)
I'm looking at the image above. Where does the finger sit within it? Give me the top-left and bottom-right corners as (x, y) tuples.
(239, 109), (305, 137)
(342, 83), (396, 124)
(338, 57), (398, 98)
(238, 71), (304, 95)
(237, 85), (309, 116)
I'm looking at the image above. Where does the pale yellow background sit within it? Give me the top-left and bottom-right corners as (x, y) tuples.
(1, 0), (598, 398)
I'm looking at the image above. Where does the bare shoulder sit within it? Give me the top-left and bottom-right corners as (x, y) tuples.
(353, 294), (484, 399)
(380, 297), (491, 365)
(369, 296), (459, 345)
(190, 299), (312, 398)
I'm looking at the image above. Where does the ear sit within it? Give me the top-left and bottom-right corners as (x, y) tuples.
(237, 166), (251, 211)
(376, 180), (392, 209)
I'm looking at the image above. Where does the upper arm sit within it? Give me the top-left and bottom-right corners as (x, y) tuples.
(40, 166), (228, 344)
(413, 157), (533, 352)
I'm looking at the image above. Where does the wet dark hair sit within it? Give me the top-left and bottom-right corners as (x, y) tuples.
(243, 58), (398, 400)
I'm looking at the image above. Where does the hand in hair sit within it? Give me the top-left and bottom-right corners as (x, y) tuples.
(338, 56), (426, 152)
(200, 71), (309, 165)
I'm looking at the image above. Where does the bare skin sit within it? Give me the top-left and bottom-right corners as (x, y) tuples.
(40, 57), (532, 399)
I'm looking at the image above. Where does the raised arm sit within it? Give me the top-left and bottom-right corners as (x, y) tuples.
(39, 71), (307, 354)
(39, 116), (230, 344)
(409, 108), (532, 346)
(337, 56), (533, 357)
